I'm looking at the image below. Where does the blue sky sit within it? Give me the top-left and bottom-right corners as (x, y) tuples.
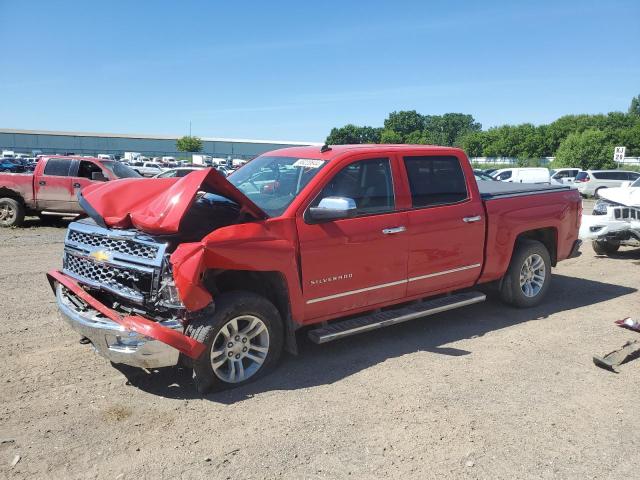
(1, 0), (638, 142)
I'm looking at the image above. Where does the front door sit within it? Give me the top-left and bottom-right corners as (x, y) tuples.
(68, 160), (108, 213)
(296, 157), (408, 321)
(401, 154), (485, 296)
(35, 158), (74, 212)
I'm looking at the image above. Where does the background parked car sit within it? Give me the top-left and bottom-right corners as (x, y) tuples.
(473, 169), (496, 181)
(490, 167), (551, 184)
(132, 162), (166, 177)
(574, 170), (640, 197)
(0, 159), (26, 173)
(550, 168), (580, 184)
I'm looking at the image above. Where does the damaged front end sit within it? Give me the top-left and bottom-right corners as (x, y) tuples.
(580, 198), (640, 247)
(48, 168), (267, 368)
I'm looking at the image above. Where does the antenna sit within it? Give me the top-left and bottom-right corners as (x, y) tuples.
(320, 144), (332, 153)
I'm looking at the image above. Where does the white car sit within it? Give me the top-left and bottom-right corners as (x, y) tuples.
(574, 170), (640, 197)
(134, 162), (166, 177)
(550, 168), (580, 184)
(491, 167), (550, 184)
(580, 176), (640, 255)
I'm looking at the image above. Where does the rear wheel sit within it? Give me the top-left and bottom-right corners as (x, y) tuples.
(592, 239), (620, 256)
(594, 187), (607, 198)
(186, 291), (283, 393)
(499, 239), (551, 308)
(0, 198), (25, 227)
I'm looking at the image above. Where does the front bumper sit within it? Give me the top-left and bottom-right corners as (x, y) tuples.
(47, 270), (206, 369)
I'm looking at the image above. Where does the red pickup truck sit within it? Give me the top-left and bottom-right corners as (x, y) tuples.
(0, 156), (140, 227)
(47, 145), (582, 393)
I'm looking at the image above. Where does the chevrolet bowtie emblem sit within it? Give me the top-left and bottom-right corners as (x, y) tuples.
(89, 250), (111, 262)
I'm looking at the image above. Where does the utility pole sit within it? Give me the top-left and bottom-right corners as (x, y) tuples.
(189, 121), (192, 137)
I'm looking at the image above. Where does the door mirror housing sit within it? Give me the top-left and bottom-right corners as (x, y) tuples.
(620, 181), (632, 188)
(91, 171), (108, 182)
(307, 197), (357, 223)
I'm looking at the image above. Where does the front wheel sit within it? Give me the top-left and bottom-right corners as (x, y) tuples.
(0, 197), (25, 227)
(592, 239), (620, 256)
(186, 291), (283, 393)
(499, 239), (551, 308)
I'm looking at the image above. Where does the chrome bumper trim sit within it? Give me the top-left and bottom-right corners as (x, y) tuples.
(55, 284), (180, 369)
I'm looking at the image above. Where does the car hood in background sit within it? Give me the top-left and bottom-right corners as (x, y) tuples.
(79, 168), (267, 234)
(599, 187), (640, 207)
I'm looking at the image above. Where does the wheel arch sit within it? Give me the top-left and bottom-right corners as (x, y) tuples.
(0, 187), (26, 206)
(203, 269), (299, 355)
(514, 227), (558, 266)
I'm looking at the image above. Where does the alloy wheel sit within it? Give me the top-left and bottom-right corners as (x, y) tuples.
(519, 253), (546, 298)
(210, 315), (269, 383)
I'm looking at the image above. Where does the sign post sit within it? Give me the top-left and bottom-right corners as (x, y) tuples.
(614, 146), (626, 167)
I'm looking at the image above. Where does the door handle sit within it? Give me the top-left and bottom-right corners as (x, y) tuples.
(463, 216), (482, 223)
(382, 226), (406, 235)
(38, 181), (46, 186)
(73, 183), (81, 188)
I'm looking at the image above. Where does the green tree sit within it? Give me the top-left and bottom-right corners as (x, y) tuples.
(380, 129), (403, 143)
(176, 135), (203, 152)
(554, 129), (615, 170)
(383, 110), (425, 141)
(326, 124), (382, 144)
(629, 94), (640, 116)
(458, 131), (485, 157)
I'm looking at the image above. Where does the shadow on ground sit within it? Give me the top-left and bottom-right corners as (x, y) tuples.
(114, 274), (636, 403)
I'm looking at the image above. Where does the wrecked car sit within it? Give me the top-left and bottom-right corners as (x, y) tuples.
(579, 176), (640, 255)
(47, 145), (582, 392)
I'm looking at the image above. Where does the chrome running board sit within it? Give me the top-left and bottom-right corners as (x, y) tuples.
(308, 291), (486, 344)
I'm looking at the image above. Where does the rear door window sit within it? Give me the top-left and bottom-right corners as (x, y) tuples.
(43, 158), (72, 176)
(403, 155), (468, 208)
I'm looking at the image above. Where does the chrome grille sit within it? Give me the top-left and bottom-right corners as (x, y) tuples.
(613, 206), (639, 221)
(68, 229), (159, 260)
(62, 221), (167, 303)
(64, 253), (153, 302)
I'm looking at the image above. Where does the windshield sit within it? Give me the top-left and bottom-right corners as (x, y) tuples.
(632, 177), (640, 187)
(101, 160), (141, 179)
(228, 156), (327, 216)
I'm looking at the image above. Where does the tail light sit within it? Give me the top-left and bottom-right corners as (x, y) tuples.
(574, 174), (590, 183)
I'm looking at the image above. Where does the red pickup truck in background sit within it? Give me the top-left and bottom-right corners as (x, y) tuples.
(47, 145), (582, 393)
(0, 156), (141, 227)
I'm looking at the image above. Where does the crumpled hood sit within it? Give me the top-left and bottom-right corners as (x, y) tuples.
(599, 186), (640, 207)
(79, 168), (266, 234)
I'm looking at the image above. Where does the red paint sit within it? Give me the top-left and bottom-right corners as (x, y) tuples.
(46, 270), (207, 359)
(0, 156), (131, 215)
(53, 145), (581, 340)
(80, 167), (266, 234)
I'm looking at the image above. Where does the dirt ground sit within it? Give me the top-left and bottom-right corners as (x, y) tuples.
(1, 201), (639, 479)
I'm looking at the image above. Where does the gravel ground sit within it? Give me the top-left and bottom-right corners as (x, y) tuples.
(1, 201), (640, 479)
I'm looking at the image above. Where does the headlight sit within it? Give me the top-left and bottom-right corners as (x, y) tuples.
(157, 263), (184, 309)
(593, 200), (611, 215)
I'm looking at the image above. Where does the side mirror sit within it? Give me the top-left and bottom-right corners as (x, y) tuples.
(91, 171), (107, 182)
(620, 181), (632, 188)
(307, 197), (357, 223)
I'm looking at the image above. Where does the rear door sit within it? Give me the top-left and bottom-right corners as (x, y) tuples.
(401, 154), (485, 296)
(296, 155), (409, 321)
(35, 158), (74, 211)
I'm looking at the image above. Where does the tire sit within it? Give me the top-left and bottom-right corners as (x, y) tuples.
(0, 197), (25, 227)
(499, 239), (551, 308)
(186, 291), (283, 393)
(594, 187), (607, 198)
(592, 239), (620, 256)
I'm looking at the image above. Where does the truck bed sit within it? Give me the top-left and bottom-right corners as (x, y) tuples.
(479, 182), (570, 200)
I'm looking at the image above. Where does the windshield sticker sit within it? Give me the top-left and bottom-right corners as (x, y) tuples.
(293, 159), (324, 169)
